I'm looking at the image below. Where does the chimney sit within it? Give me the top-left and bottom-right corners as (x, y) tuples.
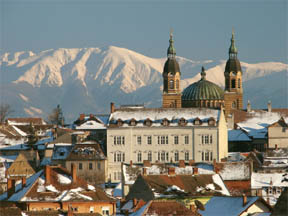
(22, 177), (26, 188)
(130, 160), (133, 166)
(72, 163), (77, 183)
(193, 167), (198, 175)
(247, 100), (251, 112)
(143, 168), (147, 176)
(189, 160), (195, 166)
(168, 167), (175, 176)
(79, 113), (85, 121)
(242, 194), (247, 206)
(89, 114), (94, 119)
(275, 144), (278, 151)
(266, 197), (270, 205)
(7, 179), (16, 198)
(67, 204), (73, 216)
(143, 160), (151, 167)
(45, 165), (51, 184)
(267, 101), (272, 112)
(179, 160), (185, 168)
(110, 102), (115, 113)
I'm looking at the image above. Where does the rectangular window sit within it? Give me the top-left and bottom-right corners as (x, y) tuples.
(98, 162), (101, 170)
(79, 163), (82, 170)
(122, 136), (125, 145)
(117, 136), (121, 145)
(174, 136), (179, 144)
(205, 152), (209, 161)
(205, 135), (209, 144)
(161, 136), (165, 144)
(118, 171), (122, 181)
(165, 136), (168, 144)
(174, 152), (179, 161)
(114, 136), (116, 145)
(158, 136), (160, 144)
(147, 136), (152, 145)
(122, 153), (125, 162)
(202, 152), (204, 161)
(117, 153), (121, 162)
(148, 152), (152, 161)
(166, 152), (169, 161)
(158, 152), (160, 161)
(137, 152), (142, 162)
(210, 152), (213, 161)
(185, 152), (189, 161)
(161, 152), (165, 161)
(201, 135), (204, 144)
(137, 136), (142, 145)
(89, 163), (93, 170)
(210, 135), (213, 144)
(185, 135), (189, 144)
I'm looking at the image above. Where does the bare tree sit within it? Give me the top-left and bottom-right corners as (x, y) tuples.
(48, 104), (65, 126)
(0, 104), (13, 123)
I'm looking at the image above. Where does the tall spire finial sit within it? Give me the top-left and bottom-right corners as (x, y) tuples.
(167, 29), (176, 58)
(201, 66), (206, 80)
(229, 28), (238, 58)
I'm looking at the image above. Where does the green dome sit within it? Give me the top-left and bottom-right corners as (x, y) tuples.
(182, 69), (224, 101)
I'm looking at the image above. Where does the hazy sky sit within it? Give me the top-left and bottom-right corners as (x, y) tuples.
(1, 0), (287, 63)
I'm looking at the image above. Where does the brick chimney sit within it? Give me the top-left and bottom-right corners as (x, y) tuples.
(133, 198), (138, 207)
(130, 160), (133, 166)
(179, 160), (185, 168)
(7, 179), (16, 198)
(168, 167), (175, 176)
(242, 194), (247, 206)
(267, 101), (272, 112)
(193, 167), (198, 175)
(45, 165), (51, 184)
(72, 163), (77, 183)
(143, 160), (151, 167)
(22, 177), (26, 188)
(143, 168), (147, 176)
(275, 144), (278, 151)
(89, 114), (94, 119)
(189, 160), (195, 166)
(110, 102), (115, 113)
(79, 113), (85, 121)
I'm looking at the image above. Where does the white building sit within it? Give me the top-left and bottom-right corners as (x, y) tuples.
(107, 106), (228, 182)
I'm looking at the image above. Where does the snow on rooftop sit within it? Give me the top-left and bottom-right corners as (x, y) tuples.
(237, 111), (283, 139)
(109, 108), (220, 127)
(212, 174), (230, 196)
(57, 174), (72, 184)
(12, 126), (27, 136)
(76, 120), (106, 130)
(251, 172), (288, 188)
(219, 162), (251, 180)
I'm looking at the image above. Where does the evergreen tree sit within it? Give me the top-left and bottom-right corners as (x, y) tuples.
(48, 104), (65, 126)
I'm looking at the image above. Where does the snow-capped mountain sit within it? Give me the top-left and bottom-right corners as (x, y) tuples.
(1, 46), (287, 123)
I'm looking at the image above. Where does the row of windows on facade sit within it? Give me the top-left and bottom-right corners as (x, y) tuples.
(112, 117), (216, 127)
(71, 162), (101, 170)
(113, 150), (214, 163)
(114, 134), (213, 145)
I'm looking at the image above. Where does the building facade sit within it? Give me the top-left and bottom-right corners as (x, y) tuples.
(107, 107), (228, 182)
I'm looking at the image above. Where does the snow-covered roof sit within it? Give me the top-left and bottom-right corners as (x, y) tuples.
(199, 196), (262, 216)
(251, 172), (288, 189)
(237, 112), (285, 139)
(109, 108), (220, 127)
(228, 129), (251, 141)
(218, 162), (251, 181)
(75, 120), (106, 130)
(51, 145), (73, 161)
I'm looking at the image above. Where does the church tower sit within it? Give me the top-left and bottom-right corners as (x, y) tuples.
(224, 30), (243, 116)
(162, 31), (182, 108)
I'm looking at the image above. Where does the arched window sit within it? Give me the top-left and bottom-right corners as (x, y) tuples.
(232, 101), (236, 109)
(137, 152), (142, 162)
(176, 79), (179, 89)
(231, 79), (236, 88)
(148, 151), (152, 162)
(174, 151), (179, 161)
(169, 80), (174, 89)
(238, 79), (241, 88)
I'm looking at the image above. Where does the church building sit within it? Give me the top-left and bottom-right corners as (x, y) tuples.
(162, 30), (243, 117)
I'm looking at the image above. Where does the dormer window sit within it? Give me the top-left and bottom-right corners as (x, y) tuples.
(117, 119), (123, 127)
(208, 117), (215, 126)
(144, 118), (152, 127)
(178, 118), (187, 126)
(162, 118), (170, 126)
(193, 117), (202, 125)
(129, 118), (137, 126)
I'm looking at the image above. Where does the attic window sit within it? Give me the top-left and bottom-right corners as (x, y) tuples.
(193, 118), (202, 125)
(129, 119), (137, 126)
(144, 119), (152, 127)
(178, 118), (187, 126)
(162, 118), (170, 126)
(117, 119), (123, 127)
(208, 118), (215, 126)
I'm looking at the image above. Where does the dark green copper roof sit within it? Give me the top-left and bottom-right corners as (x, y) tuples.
(163, 31), (180, 75)
(182, 67), (224, 100)
(229, 30), (238, 54)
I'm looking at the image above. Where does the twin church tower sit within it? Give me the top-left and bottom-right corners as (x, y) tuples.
(162, 30), (243, 115)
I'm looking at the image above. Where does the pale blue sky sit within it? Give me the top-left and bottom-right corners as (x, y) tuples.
(1, 0), (287, 62)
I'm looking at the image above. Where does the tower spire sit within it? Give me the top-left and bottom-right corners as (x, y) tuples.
(167, 29), (176, 58)
(201, 66), (206, 80)
(229, 28), (238, 59)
